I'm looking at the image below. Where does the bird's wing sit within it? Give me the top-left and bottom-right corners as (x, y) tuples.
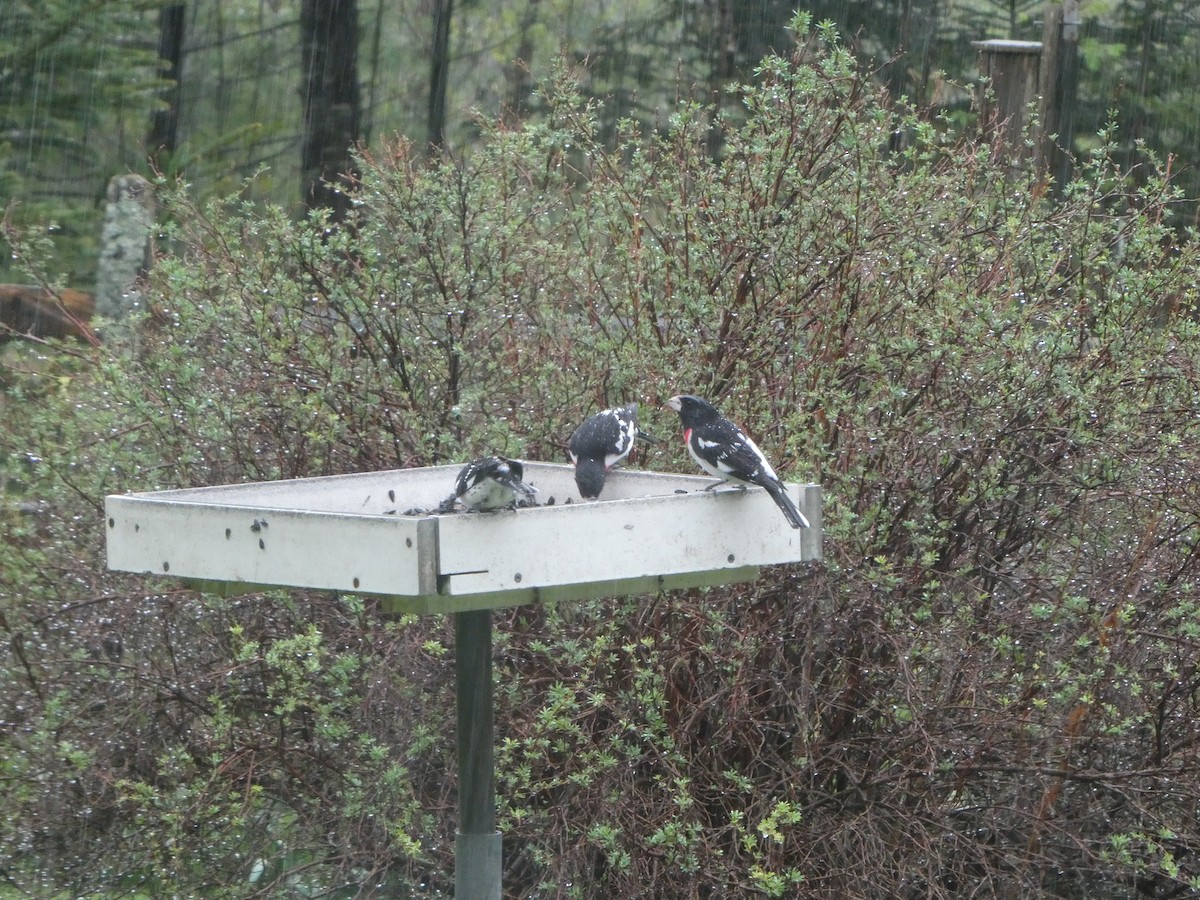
(690, 421), (779, 484)
(454, 459), (486, 497)
(497, 471), (538, 497)
(570, 409), (636, 467)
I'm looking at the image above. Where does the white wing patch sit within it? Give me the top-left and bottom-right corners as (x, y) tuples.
(689, 430), (779, 486)
(739, 434), (778, 481)
(603, 415), (637, 468)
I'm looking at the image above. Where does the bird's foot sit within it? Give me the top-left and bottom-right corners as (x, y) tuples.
(704, 481), (745, 493)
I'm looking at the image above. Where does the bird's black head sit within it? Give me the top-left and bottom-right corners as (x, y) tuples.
(666, 394), (719, 428)
(574, 458), (607, 499)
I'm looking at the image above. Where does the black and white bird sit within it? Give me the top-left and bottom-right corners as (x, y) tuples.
(568, 402), (656, 499)
(666, 394), (809, 529)
(443, 456), (538, 512)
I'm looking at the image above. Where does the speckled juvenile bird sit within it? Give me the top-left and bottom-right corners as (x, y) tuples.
(568, 402), (657, 499)
(666, 394), (809, 529)
(444, 456), (538, 511)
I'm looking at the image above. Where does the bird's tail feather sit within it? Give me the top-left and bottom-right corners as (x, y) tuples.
(504, 477), (539, 498)
(766, 481), (809, 529)
(636, 428), (660, 444)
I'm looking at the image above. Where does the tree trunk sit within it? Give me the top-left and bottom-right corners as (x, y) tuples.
(95, 174), (156, 325)
(506, 0), (541, 121)
(428, 0), (454, 150)
(148, 3), (187, 161)
(300, 0), (362, 219)
(1127, 0), (1161, 153)
(888, 0), (914, 100)
(706, 0), (736, 159)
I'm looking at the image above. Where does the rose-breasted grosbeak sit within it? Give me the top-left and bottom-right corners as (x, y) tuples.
(443, 456), (538, 512)
(568, 402), (657, 499)
(666, 394), (809, 529)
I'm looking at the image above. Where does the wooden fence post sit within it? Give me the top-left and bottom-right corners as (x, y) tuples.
(972, 38), (1044, 165)
(1039, 0), (1082, 192)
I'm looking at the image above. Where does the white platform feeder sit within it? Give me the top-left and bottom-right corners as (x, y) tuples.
(105, 462), (821, 899)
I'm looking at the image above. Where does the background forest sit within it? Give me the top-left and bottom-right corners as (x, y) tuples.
(4, 0), (1200, 287)
(6, 2), (1200, 899)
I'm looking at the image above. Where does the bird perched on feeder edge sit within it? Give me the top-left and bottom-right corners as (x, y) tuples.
(568, 402), (657, 499)
(666, 394), (809, 529)
(442, 456), (538, 512)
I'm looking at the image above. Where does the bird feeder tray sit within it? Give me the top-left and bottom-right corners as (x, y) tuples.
(105, 462), (821, 614)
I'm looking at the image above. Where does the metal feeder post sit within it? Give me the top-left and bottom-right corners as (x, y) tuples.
(104, 462), (822, 897)
(455, 609), (500, 899)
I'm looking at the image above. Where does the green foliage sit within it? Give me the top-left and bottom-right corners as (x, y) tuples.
(6, 15), (1200, 896)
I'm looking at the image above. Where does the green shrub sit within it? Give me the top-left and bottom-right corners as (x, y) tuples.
(4, 14), (1200, 897)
